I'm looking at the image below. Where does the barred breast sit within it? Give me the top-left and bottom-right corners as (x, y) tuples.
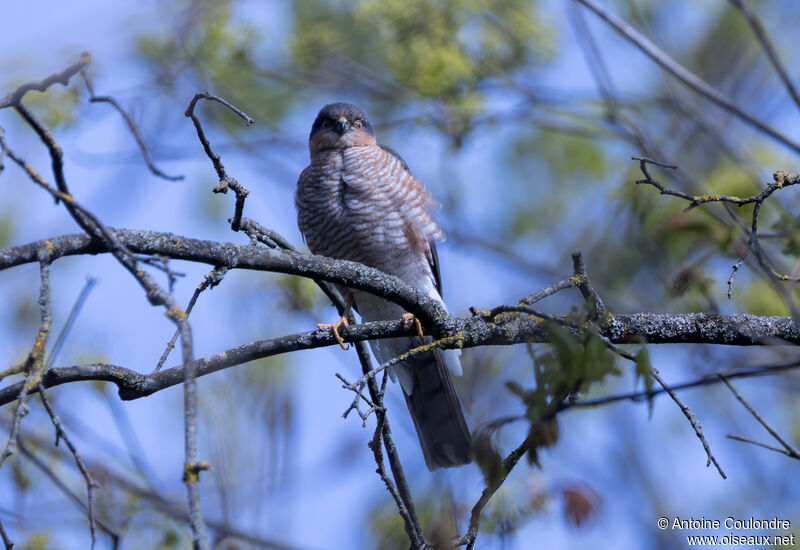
(296, 145), (443, 285)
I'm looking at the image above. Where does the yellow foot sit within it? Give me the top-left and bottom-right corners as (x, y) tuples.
(318, 316), (349, 350)
(401, 313), (424, 342)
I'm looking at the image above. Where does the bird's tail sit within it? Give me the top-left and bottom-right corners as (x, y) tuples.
(402, 348), (471, 470)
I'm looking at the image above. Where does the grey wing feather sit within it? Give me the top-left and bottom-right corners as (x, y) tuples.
(379, 142), (443, 295)
(429, 240), (442, 296)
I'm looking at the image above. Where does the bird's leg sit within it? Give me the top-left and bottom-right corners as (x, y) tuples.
(318, 294), (355, 350)
(401, 312), (425, 342)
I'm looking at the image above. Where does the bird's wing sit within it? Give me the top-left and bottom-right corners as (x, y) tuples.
(378, 143), (444, 295)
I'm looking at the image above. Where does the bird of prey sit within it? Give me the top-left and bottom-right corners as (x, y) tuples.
(296, 102), (471, 470)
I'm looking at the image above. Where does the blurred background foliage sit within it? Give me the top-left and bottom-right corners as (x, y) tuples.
(2, 0), (800, 548)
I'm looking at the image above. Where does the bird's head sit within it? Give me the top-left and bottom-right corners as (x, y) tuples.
(308, 102), (376, 154)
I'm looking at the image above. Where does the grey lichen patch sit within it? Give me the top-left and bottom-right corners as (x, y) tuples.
(605, 312), (800, 345)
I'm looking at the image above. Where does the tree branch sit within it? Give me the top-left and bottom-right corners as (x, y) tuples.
(1, 306), (799, 411)
(728, 0), (800, 113)
(0, 52), (90, 109)
(574, 0), (800, 156)
(7, 230), (800, 348)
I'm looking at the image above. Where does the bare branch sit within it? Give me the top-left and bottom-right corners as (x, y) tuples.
(725, 435), (799, 459)
(456, 440), (528, 548)
(562, 358), (800, 409)
(0, 518), (12, 550)
(517, 277), (574, 306)
(0, 52), (90, 109)
(648, 367), (726, 478)
(10, 230), (800, 348)
(79, 70), (183, 181)
(635, 158), (800, 296)
(46, 276), (98, 369)
(717, 371), (800, 460)
(1, 254), (53, 467)
(154, 267), (228, 372)
(18, 440), (120, 545)
(727, 257), (746, 300)
(7, 71), (212, 548)
(353, 335), (428, 548)
(0, 126), (8, 174)
(366, 374), (428, 548)
(574, 0), (800, 156)
(38, 386), (101, 545)
(728, 0), (800, 113)
(2, 306), (798, 410)
(185, 92), (253, 232)
(570, 251), (607, 320)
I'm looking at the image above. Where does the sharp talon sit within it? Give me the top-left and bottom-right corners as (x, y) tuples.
(318, 316), (349, 350)
(401, 313), (424, 342)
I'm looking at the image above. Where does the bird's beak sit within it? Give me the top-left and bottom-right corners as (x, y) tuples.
(335, 116), (349, 134)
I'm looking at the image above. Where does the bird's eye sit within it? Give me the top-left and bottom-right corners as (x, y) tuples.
(353, 120), (363, 129)
(322, 119), (332, 128)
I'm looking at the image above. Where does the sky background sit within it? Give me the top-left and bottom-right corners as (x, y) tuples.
(1, 1), (799, 549)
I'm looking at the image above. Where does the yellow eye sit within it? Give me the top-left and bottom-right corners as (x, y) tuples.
(353, 120), (363, 129)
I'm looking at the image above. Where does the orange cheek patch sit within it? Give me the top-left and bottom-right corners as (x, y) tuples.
(347, 132), (377, 147)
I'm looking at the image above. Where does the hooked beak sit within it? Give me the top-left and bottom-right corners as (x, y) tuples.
(334, 116), (349, 134)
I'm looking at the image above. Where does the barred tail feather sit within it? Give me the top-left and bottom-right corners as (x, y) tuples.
(402, 348), (471, 470)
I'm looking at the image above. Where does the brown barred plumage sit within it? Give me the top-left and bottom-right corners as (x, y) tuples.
(296, 103), (471, 470)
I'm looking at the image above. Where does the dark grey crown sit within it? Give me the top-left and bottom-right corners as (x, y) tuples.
(310, 102), (374, 139)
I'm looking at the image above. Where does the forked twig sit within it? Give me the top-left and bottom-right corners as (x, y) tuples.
(185, 92), (253, 231)
(717, 371), (800, 460)
(80, 70), (183, 181)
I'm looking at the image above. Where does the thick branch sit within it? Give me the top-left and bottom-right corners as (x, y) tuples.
(0, 230), (448, 331)
(8, 231), (800, 347)
(1, 310), (799, 408)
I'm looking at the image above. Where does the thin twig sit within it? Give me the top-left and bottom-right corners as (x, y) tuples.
(517, 277), (574, 306)
(570, 251), (607, 320)
(154, 267), (228, 372)
(728, 0), (800, 112)
(493, 256), (729, 480)
(575, 0), (800, 155)
(38, 385), (102, 546)
(634, 158), (800, 289)
(716, 371), (800, 459)
(185, 92), (253, 232)
(8, 65), (212, 548)
(45, 277), (98, 369)
(0, 52), (90, 109)
(353, 333), (465, 390)
(0, 518), (11, 550)
(648, 368), (726, 478)
(80, 70), (183, 181)
(335, 372), (379, 426)
(366, 375), (418, 545)
(0, 254), (53, 467)
(18, 440), (120, 545)
(456, 440), (528, 548)
(0, 126), (8, 174)
(727, 257), (745, 300)
(561, 358), (800, 410)
(10, 420), (295, 550)
(725, 435), (799, 459)
(353, 337), (428, 548)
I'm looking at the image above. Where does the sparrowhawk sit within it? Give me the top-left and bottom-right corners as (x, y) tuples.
(296, 102), (471, 470)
